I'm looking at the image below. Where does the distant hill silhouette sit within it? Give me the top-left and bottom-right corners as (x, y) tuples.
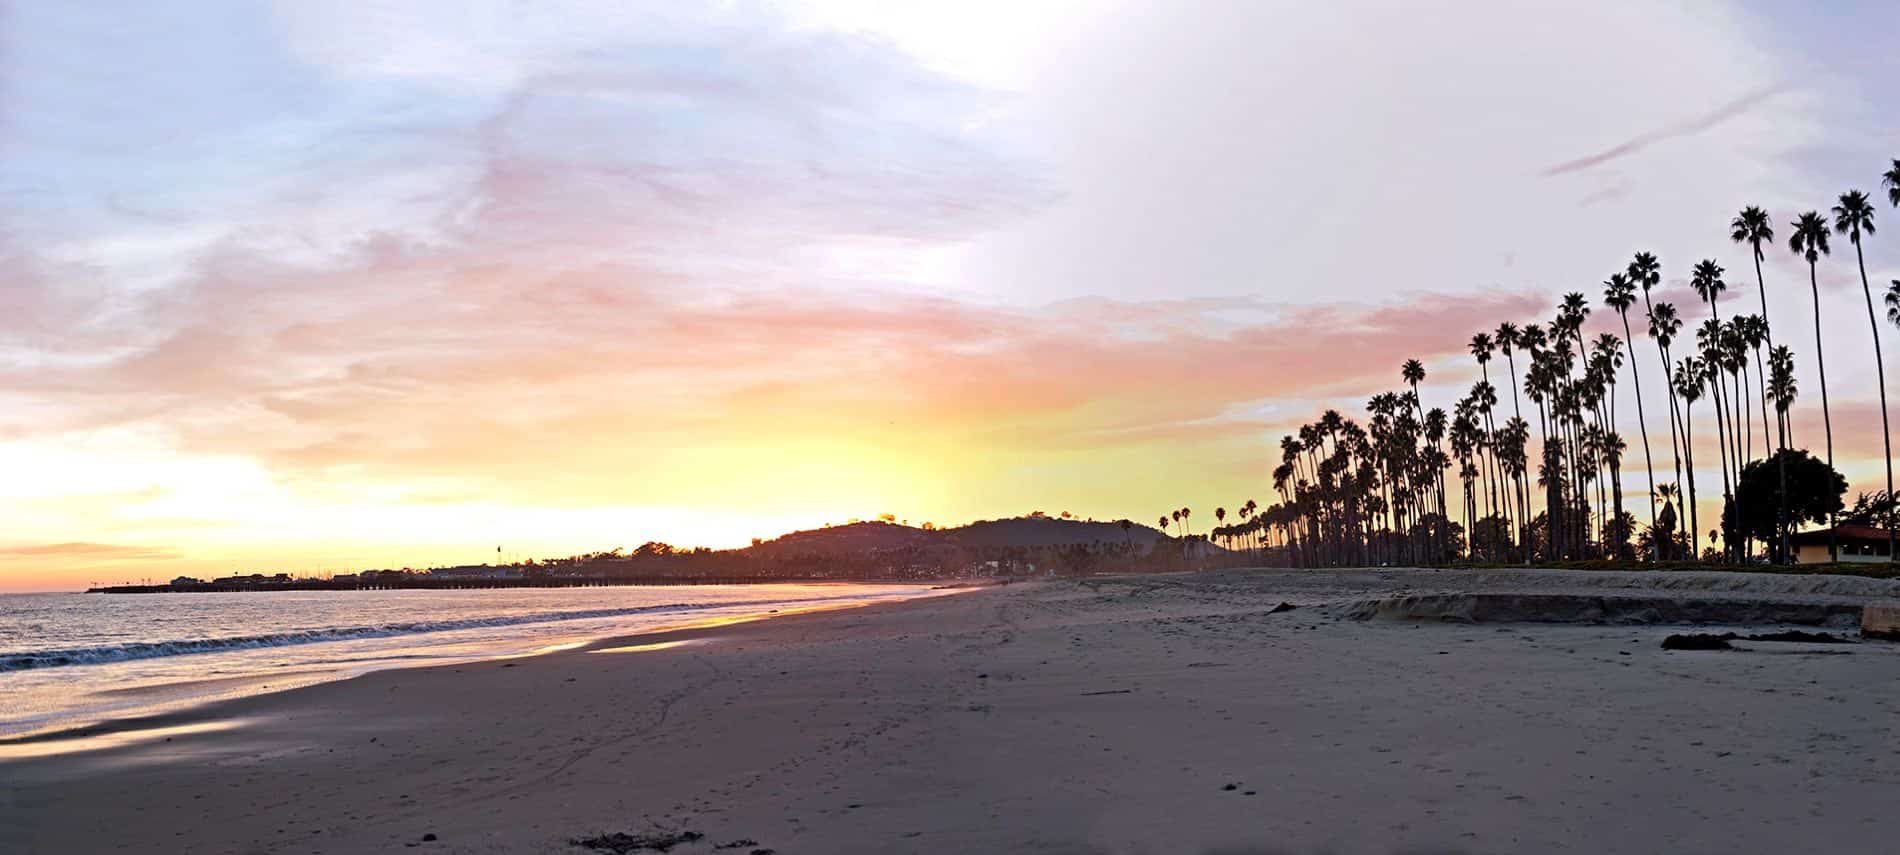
(746, 517), (1172, 557)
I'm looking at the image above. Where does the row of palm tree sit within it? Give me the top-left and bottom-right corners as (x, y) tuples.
(1196, 157), (1900, 566)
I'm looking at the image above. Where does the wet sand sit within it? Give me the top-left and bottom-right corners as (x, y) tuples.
(6, 568), (1900, 854)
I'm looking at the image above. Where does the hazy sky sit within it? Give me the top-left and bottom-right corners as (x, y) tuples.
(3, 1), (1897, 589)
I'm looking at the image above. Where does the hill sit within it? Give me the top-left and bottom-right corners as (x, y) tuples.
(744, 517), (1173, 557)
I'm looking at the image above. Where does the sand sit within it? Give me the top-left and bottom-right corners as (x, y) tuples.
(6, 568), (1900, 854)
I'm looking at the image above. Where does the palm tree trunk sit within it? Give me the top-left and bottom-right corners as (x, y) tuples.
(1618, 314), (1660, 557)
(1809, 260), (1838, 561)
(1682, 397), (1699, 558)
(1733, 366), (1752, 560)
(1708, 371), (1734, 561)
(1645, 291), (1688, 518)
(1752, 248), (1785, 449)
(1854, 239), (1897, 561)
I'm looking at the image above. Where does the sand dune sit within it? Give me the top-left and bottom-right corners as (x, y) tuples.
(6, 568), (1900, 854)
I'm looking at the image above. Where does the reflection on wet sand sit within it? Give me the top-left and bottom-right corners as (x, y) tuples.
(0, 717), (253, 761)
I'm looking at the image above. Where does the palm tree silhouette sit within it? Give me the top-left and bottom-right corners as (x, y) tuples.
(1673, 356), (1704, 554)
(1630, 252), (1688, 527)
(1697, 320), (1737, 559)
(1790, 210), (1837, 560)
(1833, 190), (1893, 561)
(1885, 159), (1900, 208)
(1731, 207), (1779, 452)
(1603, 272), (1659, 552)
(1768, 345), (1798, 561)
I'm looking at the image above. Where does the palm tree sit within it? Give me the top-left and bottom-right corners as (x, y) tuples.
(1691, 259), (1727, 320)
(1604, 272), (1659, 553)
(1790, 210), (1837, 560)
(1768, 345), (1798, 562)
(1737, 314), (1775, 457)
(1673, 356), (1703, 555)
(1655, 482), (1681, 559)
(1631, 252), (1686, 521)
(1833, 190), (1893, 561)
(1731, 206), (1778, 451)
(1885, 159), (1900, 208)
(1179, 507), (1192, 539)
(1495, 322), (1532, 554)
(1648, 300), (1688, 538)
(1401, 358), (1446, 557)
(1697, 320), (1737, 559)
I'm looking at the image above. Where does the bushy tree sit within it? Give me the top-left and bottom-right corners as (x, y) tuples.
(1724, 449), (1847, 563)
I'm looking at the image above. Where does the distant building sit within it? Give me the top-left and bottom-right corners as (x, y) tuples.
(170, 576), (204, 587)
(1791, 525), (1896, 564)
(429, 565), (523, 580)
(211, 573), (267, 586)
(330, 573), (359, 585)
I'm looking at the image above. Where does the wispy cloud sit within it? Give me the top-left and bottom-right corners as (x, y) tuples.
(0, 542), (177, 561)
(1541, 84), (1787, 176)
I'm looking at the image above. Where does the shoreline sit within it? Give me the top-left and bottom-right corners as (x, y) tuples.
(0, 593), (946, 753)
(8, 568), (1900, 854)
(0, 583), (963, 744)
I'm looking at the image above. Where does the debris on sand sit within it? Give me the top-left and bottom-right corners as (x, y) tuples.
(1268, 601), (1298, 614)
(1745, 630), (1854, 644)
(714, 841), (758, 851)
(1664, 630), (1858, 650)
(1662, 633), (1734, 650)
(570, 830), (704, 853)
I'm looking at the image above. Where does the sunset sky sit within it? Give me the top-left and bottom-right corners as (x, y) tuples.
(4, 1), (1898, 590)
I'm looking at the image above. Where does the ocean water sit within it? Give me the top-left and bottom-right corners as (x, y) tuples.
(0, 583), (933, 739)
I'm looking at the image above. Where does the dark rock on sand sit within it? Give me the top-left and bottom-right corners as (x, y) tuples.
(570, 830), (704, 853)
(1745, 630), (1854, 644)
(1662, 634), (1734, 650)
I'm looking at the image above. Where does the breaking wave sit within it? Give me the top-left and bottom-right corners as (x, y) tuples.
(0, 594), (866, 672)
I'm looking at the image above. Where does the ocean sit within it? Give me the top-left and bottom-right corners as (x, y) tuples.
(0, 583), (934, 739)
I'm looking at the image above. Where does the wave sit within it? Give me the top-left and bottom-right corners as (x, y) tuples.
(0, 593), (878, 672)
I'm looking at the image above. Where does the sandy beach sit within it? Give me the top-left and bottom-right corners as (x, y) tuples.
(7, 568), (1900, 854)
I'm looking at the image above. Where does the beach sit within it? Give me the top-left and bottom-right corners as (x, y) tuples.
(7, 568), (1900, 854)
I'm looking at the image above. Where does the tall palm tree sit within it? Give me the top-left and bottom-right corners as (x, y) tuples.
(1885, 159), (1900, 208)
(1468, 334), (1506, 534)
(1648, 300), (1688, 538)
(1768, 345), (1798, 562)
(1604, 272), (1659, 553)
(1789, 210), (1837, 561)
(1833, 190), (1893, 560)
(1630, 252), (1686, 519)
(1698, 319), (1737, 559)
(1401, 358), (1446, 557)
(1673, 356), (1704, 558)
(1691, 259), (1727, 320)
(1495, 322), (1532, 554)
(1731, 206), (1778, 451)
